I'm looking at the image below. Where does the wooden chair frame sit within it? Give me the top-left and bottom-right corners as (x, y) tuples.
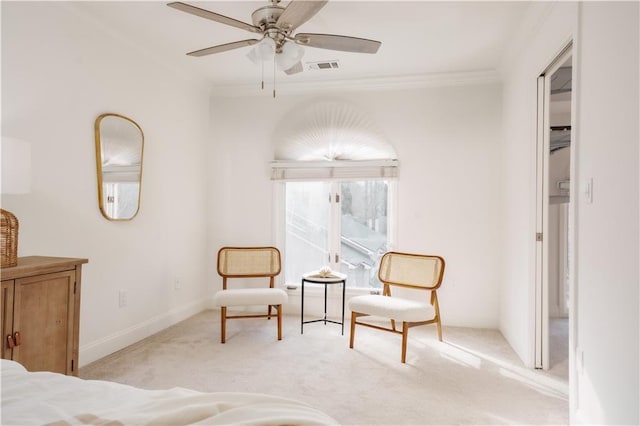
(215, 246), (285, 343)
(349, 251), (445, 363)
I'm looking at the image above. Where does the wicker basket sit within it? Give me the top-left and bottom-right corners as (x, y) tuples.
(1, 209), (19, 268)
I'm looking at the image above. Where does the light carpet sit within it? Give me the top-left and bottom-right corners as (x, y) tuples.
(80, 310), (568, 425)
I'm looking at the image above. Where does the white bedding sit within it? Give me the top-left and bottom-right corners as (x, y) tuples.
(1, 360), (337, 425)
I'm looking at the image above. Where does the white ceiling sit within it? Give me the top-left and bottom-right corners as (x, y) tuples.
(67, 1), (531, 89)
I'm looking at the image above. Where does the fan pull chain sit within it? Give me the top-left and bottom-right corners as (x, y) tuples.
(272, 55), (276, 98)
(261, 61), (265, 90)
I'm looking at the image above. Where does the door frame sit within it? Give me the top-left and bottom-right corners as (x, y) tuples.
(534, 43), (573, 370)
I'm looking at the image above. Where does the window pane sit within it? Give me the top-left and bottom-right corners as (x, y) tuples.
(340, 181), (388, 288)
(285, 182), (329, 284)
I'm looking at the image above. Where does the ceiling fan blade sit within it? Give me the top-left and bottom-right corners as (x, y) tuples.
(294, 33), (381, 53)
(284, 61), (304, 75)
(167, 2), (261, 34)
(276, 0), (328, 32)
(187, 39), (260, 57)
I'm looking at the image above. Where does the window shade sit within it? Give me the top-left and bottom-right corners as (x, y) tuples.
(271, 159), (398, 181)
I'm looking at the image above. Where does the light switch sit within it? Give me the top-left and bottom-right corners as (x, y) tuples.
(584, 178), (593, 204)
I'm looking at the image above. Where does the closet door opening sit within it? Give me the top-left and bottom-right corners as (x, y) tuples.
(535, 45), (573, 382)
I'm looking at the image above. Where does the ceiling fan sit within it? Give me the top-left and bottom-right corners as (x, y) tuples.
(167, 0), (382, 75)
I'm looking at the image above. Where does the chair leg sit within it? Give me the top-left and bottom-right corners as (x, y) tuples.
(432, 291), (443, 341)
(276, 305), (283, 340)
(401, 322), (409, 363)
(349, 313), (357, 349)
(268, 304), (273, 320)
(220, 307), (227, 344)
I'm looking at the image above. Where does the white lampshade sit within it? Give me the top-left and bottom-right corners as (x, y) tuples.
(247, 37), (276, 64)
(276, 42), (305, 71)
(1, 137), (31, 194)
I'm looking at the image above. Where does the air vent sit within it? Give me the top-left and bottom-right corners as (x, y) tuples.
(307, 60), (340, 70)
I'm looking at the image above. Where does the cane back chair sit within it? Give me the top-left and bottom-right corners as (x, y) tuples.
(213, 246), (287, 343)
(348, 251), (445, 363)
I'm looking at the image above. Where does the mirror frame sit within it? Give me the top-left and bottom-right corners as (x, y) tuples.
(94, 113), (145, 221)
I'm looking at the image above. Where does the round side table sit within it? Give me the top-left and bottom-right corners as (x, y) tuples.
(300, 271), (347, 335)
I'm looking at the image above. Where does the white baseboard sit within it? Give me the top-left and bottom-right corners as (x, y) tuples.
(79, 298), (213, 367)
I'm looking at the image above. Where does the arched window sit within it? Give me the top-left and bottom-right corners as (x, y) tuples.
(271, 101), (398, 290)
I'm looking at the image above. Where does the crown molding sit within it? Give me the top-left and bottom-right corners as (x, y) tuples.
(210, 69), (501, 97)
(497, 1), (558, 75)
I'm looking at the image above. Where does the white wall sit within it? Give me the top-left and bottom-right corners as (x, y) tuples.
(498, 1), (578, 368)
(209, 82), (503, 328)
(1, 2), (211, 366)
(573, 2), (639, 424)
(500, 1), (639, 424)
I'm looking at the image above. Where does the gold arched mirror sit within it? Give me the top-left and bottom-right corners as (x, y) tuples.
(95, 113), (144, 221)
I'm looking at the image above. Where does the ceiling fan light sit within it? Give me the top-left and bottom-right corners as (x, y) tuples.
(247, 37), (276, 64)
(257, 37), (276, 60)
(276, 42), (305, 71)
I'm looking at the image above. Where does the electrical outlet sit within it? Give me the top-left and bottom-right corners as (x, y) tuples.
(174, 279), (181, 290)
(118, 290), (127, 308)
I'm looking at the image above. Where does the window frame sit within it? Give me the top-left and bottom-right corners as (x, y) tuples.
(273, 176), (398, 295)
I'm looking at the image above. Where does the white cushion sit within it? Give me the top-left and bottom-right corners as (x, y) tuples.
(348, 294), (435, 323)
(214, 288), (288, 307)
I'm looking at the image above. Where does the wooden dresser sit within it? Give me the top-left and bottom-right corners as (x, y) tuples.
(1, 256), (88, 376)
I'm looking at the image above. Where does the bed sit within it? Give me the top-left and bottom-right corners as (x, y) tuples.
(1, 360), (337, 425)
